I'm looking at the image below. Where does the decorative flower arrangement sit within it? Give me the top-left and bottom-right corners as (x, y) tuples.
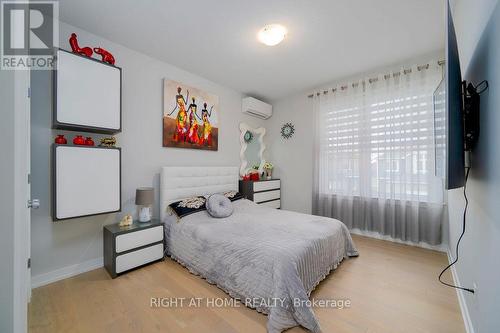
(263, 162), (274, 180)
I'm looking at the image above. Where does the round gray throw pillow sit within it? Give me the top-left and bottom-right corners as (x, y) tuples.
(206, 194), (234, 218)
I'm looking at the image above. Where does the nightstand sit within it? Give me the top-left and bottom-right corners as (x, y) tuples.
(239, 179), (281, 209)
(103, 219), (164, 278)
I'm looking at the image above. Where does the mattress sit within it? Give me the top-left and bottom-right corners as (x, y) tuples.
(164, 199), (358, 332)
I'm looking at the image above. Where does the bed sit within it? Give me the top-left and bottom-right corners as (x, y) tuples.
(160, 166), (358, 333)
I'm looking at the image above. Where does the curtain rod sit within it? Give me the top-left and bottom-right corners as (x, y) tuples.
(307, 59), (446, 98)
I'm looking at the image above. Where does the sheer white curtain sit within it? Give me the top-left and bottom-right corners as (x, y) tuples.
(312, 62), (446, 245)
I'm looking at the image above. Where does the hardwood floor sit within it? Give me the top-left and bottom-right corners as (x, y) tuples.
(29, 235), (465, 333)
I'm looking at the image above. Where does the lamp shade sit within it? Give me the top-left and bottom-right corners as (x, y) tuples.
(135, 187), (154, 205)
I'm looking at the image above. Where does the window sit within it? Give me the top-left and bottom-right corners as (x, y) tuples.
(316, 65), (443, 203)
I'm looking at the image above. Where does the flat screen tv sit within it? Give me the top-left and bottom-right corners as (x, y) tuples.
(434, 2), (464, 190)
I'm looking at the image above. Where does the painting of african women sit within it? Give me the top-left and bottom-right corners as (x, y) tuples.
(163, 79), (219, 151)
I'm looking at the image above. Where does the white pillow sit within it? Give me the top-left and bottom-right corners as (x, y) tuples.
(206, 194), (233, 218)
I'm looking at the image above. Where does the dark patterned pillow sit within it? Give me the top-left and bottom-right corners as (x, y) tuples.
(168, 196), (207, 218)
(223, 191), (244, 201)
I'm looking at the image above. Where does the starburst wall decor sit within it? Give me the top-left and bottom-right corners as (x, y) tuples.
(280, 122), (295, 139)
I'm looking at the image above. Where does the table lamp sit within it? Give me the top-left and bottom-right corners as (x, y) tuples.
(135, 187), (154, 222)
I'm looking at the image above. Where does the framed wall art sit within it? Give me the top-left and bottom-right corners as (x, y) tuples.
(163, 79), (219, 151)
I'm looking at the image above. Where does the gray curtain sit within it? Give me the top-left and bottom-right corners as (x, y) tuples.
(312, 194), (445, 245)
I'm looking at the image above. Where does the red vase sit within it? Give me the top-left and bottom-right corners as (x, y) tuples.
(250, 173), (260, 181)
(73, 135), (85, 145)
(55, 135), (67, 144)
(85, 137), (95, 146)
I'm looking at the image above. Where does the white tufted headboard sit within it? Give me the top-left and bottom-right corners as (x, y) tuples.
(160, 166), (239, 221)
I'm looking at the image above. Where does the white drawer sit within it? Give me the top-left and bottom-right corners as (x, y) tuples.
(254, 189), (280, 203)
(115, 226), (163, 253)
(253, 180), (280, 192)
(115, 243), (163, 273)
(260, 199), (280, 209)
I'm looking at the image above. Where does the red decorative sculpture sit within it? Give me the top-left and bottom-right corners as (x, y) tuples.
(73, 135), (85, 145)
(54, 134), (67, 144)
(85, 137), (95, 146)
(69, 33), (93, 57)
(250, 172), (260, 181)
(93, 47), (115, 65)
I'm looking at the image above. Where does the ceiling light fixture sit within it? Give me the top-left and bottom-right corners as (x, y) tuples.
(257, 24), (287, 46)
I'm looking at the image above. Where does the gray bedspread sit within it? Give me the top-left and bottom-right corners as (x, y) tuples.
(164, 199), (358, 333)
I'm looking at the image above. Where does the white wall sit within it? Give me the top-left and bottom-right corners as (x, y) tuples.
(267, 95), (314, 214)
(30, 22), (264, 284)
(448, 1), (500, 332)
(267, 52), (443, 215)
(0, 66), (16, 333)
(450, 0), (499, 77)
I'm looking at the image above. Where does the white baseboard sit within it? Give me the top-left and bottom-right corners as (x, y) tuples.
(349, 228), (447, 252)
(447, 251), (475, 333)
(31, 257), (103, 289)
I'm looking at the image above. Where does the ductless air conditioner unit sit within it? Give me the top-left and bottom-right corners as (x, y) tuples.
(242, 97), (272, 119)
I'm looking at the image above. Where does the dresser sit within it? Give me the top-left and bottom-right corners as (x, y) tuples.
(239, 179), (281, 209)
(103, 220), (164, 278)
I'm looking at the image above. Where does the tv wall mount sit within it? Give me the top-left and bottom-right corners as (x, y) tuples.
(462, 80), (488, 152)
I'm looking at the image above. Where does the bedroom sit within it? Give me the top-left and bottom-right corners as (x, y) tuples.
(1, 0), (500, 332)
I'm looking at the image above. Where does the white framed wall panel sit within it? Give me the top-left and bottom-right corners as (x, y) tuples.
(53, 49), (122, 133)
(52, 145), (121, 220)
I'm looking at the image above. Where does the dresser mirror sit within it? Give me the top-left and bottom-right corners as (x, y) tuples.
(239, 123), (266, 177)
